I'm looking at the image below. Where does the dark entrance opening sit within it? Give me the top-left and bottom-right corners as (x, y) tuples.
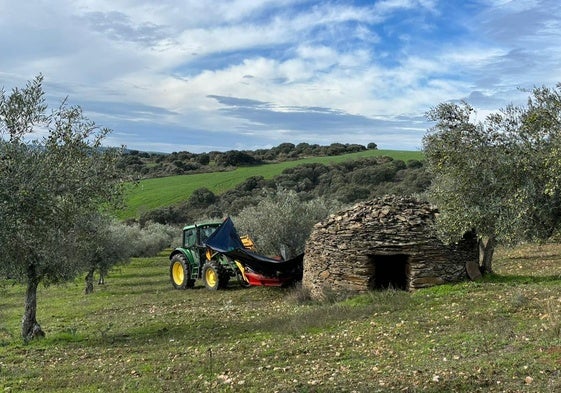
(369, 254), (410, 290)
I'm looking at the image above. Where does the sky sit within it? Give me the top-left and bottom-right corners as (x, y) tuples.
(0, 0), (560, 153)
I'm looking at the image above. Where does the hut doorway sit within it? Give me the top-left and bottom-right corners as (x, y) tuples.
(368, 254), (410, 290)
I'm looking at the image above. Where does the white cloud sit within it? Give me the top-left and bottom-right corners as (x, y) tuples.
(0, 0), (559, 152)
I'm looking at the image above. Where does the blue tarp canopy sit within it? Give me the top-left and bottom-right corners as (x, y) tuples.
(205, 217), (303, 278)
(204, 216), (245, 252)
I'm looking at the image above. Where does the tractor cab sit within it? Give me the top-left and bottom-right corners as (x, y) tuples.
(181, 221), (221, 268)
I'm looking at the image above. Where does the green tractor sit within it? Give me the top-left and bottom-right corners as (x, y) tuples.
(169, 221), (251, 290)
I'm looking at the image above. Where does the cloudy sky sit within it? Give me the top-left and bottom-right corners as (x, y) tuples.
(1, 0), (559, 153)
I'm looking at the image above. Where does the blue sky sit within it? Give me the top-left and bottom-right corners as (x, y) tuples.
(1, 0), (560, 153)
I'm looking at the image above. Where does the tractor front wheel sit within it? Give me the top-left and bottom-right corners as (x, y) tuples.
(170, 254), (194, 289)
(202, 260), (229, 290)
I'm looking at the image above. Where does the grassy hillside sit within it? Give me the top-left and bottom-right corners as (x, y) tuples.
(119, 149), (423, 219)
(1, 243), (560, 392)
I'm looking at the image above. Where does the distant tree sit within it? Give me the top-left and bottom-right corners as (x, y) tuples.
(83, 214), (134, 294)
(139, 205), (190, 225)
(215, 150), (260, 166)
(274, 142), (296, 156)
(0, 75), (125, 341)
(326, 143), (347, 156)
(406, 159), (423, 169)
(351, 161), (403, 185)
(423, 85), (561, 274)
(196, 153), (210, 165)
(188, 187), (216, 208)
(335, 184), (371, 204)
(345, 143), (367, 153)
(367, 142), (378, 149)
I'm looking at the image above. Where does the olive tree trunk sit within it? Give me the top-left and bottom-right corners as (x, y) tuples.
(479, 236), (496, 274)
(85, 268), (95, 294)
(21, 269), (45, 342)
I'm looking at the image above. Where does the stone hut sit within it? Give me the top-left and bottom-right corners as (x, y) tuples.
(302, 195), (478, 300)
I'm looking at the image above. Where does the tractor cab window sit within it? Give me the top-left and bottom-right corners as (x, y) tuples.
(199, 226), (217, 246)
(183, 229), (197, 248)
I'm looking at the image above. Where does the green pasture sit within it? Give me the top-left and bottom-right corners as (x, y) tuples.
(119, 149), (423, 219)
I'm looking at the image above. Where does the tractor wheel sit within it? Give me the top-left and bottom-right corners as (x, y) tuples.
(202, 260), (230, 290)
(170, 254), (194, 289)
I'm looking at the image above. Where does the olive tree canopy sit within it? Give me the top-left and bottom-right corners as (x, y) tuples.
(0, 75), (126, 341)
(423, 85), (561, 273)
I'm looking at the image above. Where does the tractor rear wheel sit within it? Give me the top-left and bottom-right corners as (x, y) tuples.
(202, 260), (230, 290)
(170, 254), (194, 289)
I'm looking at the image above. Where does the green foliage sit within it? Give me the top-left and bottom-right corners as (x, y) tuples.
(83, 217), (178, 293)
(127, 221), (178, 257)
(423, 85), (561, 262)
(0, 76), (126, 339)
(233, 189), (339, 258)
(81, 214), (133, 278)
(0, 81), (124, 284)
(188, 187), (216, 207)
(215, 150), (262, 166)
(118, 142), (375, 178)
(134, 155), (430, 226)
(0, 75), (47, 140)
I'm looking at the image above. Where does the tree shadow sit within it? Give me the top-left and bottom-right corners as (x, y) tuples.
(481, 273), (561, 285)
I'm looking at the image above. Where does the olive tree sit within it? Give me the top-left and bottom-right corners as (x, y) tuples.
(234, 189), (338, 259)
(82, 214), (134, 294)
(423, 85), (561, 273)
(0, 75), (125, 341)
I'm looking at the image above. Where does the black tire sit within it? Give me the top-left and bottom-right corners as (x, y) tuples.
(202, 260), (230, 290)
(170, 254), (194, 289)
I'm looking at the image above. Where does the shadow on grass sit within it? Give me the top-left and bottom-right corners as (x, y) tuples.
(481, 273), (561, 285)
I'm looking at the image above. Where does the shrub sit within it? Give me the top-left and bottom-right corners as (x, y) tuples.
(188, 188), (216, 208)
(116, 221), (179, 258)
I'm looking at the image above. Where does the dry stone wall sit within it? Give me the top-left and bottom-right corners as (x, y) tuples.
(302, 195), (478, 300)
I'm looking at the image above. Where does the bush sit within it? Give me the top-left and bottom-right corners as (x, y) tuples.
(188, 188), (216, 208)
(114, 221), (178, 258)
(334, 185), (371, 204)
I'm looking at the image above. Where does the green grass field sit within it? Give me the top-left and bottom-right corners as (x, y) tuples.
(1, 243), (560, 392)
(119, 149), (423, 219)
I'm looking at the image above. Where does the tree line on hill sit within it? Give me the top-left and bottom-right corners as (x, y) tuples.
(118, 142), (378, 178)
(134, 155), (430, 226)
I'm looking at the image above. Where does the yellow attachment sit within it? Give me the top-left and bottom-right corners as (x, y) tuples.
(235, 261), (250, 283)
(205, 248), (213, 261)
(240, 235), (256, 251)
(172, 261), (184, 285)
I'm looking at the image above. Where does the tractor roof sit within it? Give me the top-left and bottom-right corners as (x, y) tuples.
(182, 221), (222, 231)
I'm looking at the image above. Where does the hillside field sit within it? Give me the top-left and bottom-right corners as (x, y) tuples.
(1, 243), (560, 392)
(119, 149), (423, 220)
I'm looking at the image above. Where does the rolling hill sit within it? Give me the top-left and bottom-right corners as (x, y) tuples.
(119, 149), (423, 220)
